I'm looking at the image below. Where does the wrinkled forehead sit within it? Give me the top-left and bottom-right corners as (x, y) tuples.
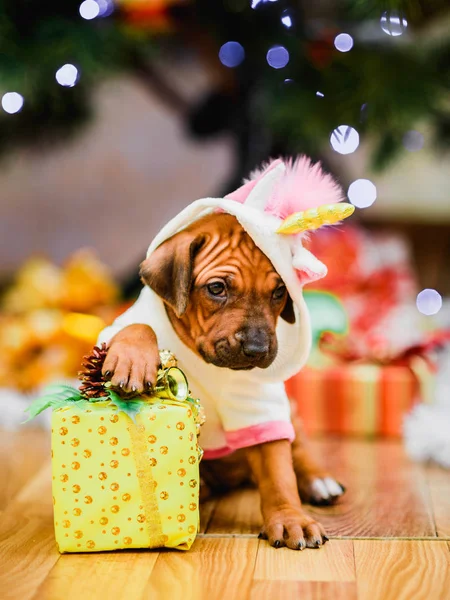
(190, 214), (280, 285)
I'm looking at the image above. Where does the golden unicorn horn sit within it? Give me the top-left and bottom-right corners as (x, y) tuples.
(276, 202), (355, 235)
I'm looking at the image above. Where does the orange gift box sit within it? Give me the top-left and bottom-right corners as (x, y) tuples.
(286, 355), (435, 438)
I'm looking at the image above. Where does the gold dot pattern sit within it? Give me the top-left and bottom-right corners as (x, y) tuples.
(51, 401), (200, 552)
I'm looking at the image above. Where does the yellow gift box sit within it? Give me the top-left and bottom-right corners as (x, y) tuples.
(52, 398), (201, 553)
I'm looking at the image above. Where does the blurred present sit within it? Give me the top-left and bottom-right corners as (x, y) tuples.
(304, 225), (424, 352)
(0, 249), (122, 392)
(286, 331), (449, 438)
(2, 249), (119, 315)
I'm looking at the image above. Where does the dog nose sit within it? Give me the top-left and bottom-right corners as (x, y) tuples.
(235, 329), (270, 358)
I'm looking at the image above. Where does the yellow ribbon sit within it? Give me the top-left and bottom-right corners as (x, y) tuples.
(128, 418), (166, 548)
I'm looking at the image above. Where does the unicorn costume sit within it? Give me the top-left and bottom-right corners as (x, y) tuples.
(97, 157), (353, 459)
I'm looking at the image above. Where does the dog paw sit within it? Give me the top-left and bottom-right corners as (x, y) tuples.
(298, 476), (346, 506)
(102, 325), (160, 394)
(258, 507), (329, 550)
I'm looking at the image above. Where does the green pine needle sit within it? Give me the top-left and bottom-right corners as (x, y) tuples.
(106, 389), (143, 423)
(24, 384), (83, 422)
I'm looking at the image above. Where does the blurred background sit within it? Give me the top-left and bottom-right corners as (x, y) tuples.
(0, 0), (449, 456)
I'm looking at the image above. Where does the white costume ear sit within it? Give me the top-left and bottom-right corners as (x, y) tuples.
(244, 162), (286, 211)
(292, 246), (327, 285)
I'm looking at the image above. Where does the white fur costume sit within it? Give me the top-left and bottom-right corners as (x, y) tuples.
(98, 158), (345, 458)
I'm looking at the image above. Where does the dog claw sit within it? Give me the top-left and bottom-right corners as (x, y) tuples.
(119, 381), (125, 388)
(323, 535), (329, 543)
(104, 370), (111, 377)
(131, 386), (137, 393)
(273, 540), (282, 549)
(315, 539), (322, 548)
(297, 541), (305, 550)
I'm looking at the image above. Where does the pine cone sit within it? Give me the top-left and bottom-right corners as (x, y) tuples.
(78, 343), (109, 399)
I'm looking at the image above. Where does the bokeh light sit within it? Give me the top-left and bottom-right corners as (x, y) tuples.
(316, 91), (324, 98)
(251, 0), (279, 7)
(281, 10), (293, 29)
(55, 64), (79, 87)
(79, 0), (100, 20)
(334, 33), (353, 52)
(266, 46), (289, 69)
(96, 0), (114, 17)
(219, 41), (245, 68)
(330, 125), (359, 154)
(403, 130), (424, 152)
(348, 179), (377, 208)
(416, 289), (442, 316)
(1, 92), (24, 114)
(380, 11), (408, 36)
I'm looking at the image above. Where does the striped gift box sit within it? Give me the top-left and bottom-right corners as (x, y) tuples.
(285, 358), (434, 437)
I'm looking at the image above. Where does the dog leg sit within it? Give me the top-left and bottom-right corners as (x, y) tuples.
(291, 413), (345, 506)
(199, 449), (253, 501)
(245, 440), (328, 549)
(102, 324), (161, 394)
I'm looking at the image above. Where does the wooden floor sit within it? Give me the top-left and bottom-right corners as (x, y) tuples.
(1, 430), (450, 600)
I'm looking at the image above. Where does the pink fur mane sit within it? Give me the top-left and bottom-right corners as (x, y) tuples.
(226, 156), (344, 218)
(264, 156), (344, 219)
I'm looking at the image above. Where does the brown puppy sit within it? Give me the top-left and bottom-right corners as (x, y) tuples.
(103, 213), (344, 549)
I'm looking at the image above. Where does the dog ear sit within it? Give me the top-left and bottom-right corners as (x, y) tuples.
(140, 232), (207, 318)
(280, 292), (295, 324)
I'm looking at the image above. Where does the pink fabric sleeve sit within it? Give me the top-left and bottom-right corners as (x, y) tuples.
(202, 420), (295, 460)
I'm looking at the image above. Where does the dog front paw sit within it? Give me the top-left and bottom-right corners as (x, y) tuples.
(259, 507), (329, 550)
(102, 324), (160, 394)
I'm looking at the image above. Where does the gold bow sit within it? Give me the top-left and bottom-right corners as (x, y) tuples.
(276, 202), (355, 235)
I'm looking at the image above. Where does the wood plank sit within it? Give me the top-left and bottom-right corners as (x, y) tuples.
(0, 428), (50, 511)
(145, 537), (258, 600)
(250, 581), (357, 600)
(426, 464), (450, 538)
(33, 551), (159, 600)
(206, 488), (262, 535)
(254, 540), (355, 582)
(0, 463), (60, 600)
(198, 498), (217, 534)
(354, 540), (450, 600)
(305, 439), (435, 538)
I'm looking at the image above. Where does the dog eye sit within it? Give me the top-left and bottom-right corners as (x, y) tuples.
(272, 285), (287, 300)
(207, 282), (226, 296)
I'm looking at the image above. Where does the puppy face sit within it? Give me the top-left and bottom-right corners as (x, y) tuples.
(140, 213), (294, 370)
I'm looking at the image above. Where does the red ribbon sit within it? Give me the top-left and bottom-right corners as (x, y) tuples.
(319, 330), (450, 372)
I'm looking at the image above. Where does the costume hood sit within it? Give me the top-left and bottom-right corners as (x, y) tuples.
(146, 157), (350, 382)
